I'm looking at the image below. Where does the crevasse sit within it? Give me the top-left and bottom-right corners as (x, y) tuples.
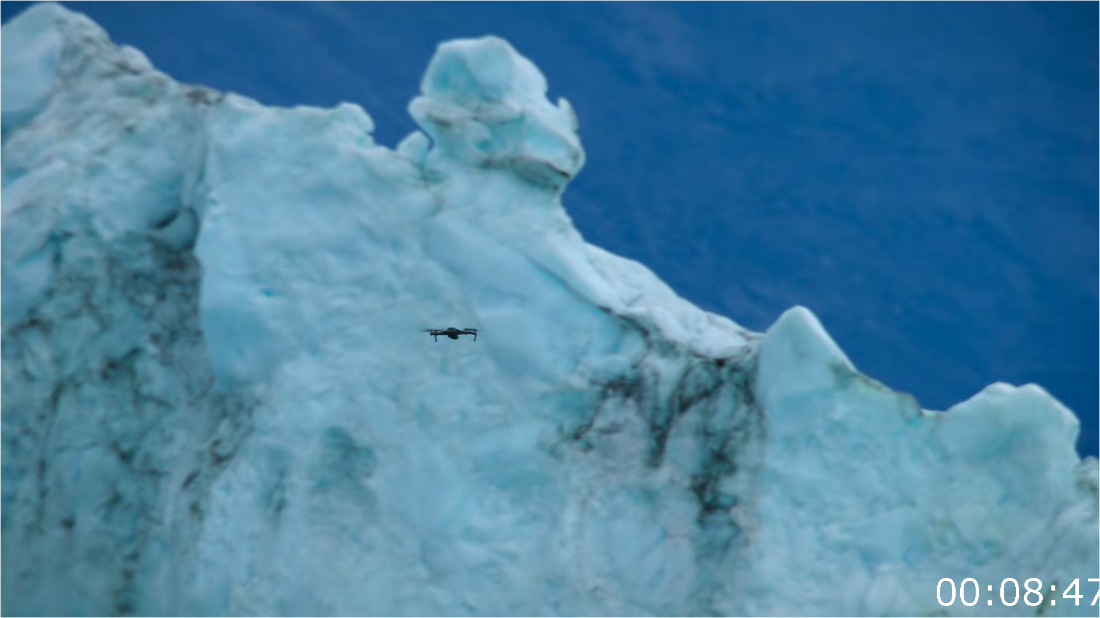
(2, 4), (1096, 616)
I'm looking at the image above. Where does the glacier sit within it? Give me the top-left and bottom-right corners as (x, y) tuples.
(1, 4), (1096, 616)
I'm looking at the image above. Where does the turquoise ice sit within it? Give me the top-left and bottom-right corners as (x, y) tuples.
(2, 4), (1096, 616)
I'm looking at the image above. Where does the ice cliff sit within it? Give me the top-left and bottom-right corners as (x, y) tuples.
(2, 4), (1097, 616)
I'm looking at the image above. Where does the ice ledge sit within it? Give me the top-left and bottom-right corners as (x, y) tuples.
(933, 382), (1082, 491)
(755, 305), (1088, 490)
(757, 306), (1081, 436)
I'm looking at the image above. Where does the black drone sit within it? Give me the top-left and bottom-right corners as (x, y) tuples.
(424, 327), (477, 342)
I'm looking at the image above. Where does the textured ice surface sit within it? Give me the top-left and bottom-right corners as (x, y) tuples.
(3, 4), (1097, 616)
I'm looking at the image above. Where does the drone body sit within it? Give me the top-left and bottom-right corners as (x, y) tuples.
(424, 327), (477, 342)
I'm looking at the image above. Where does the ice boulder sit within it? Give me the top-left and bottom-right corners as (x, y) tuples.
(409, 36), (584, 191)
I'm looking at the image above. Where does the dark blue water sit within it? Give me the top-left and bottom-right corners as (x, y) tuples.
(4, 2), (1096, 457)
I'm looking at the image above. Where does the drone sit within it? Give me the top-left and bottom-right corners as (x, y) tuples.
(424, 327), (477, 342)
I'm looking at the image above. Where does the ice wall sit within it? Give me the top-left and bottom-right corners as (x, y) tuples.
(2, 4), (1096, 616)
